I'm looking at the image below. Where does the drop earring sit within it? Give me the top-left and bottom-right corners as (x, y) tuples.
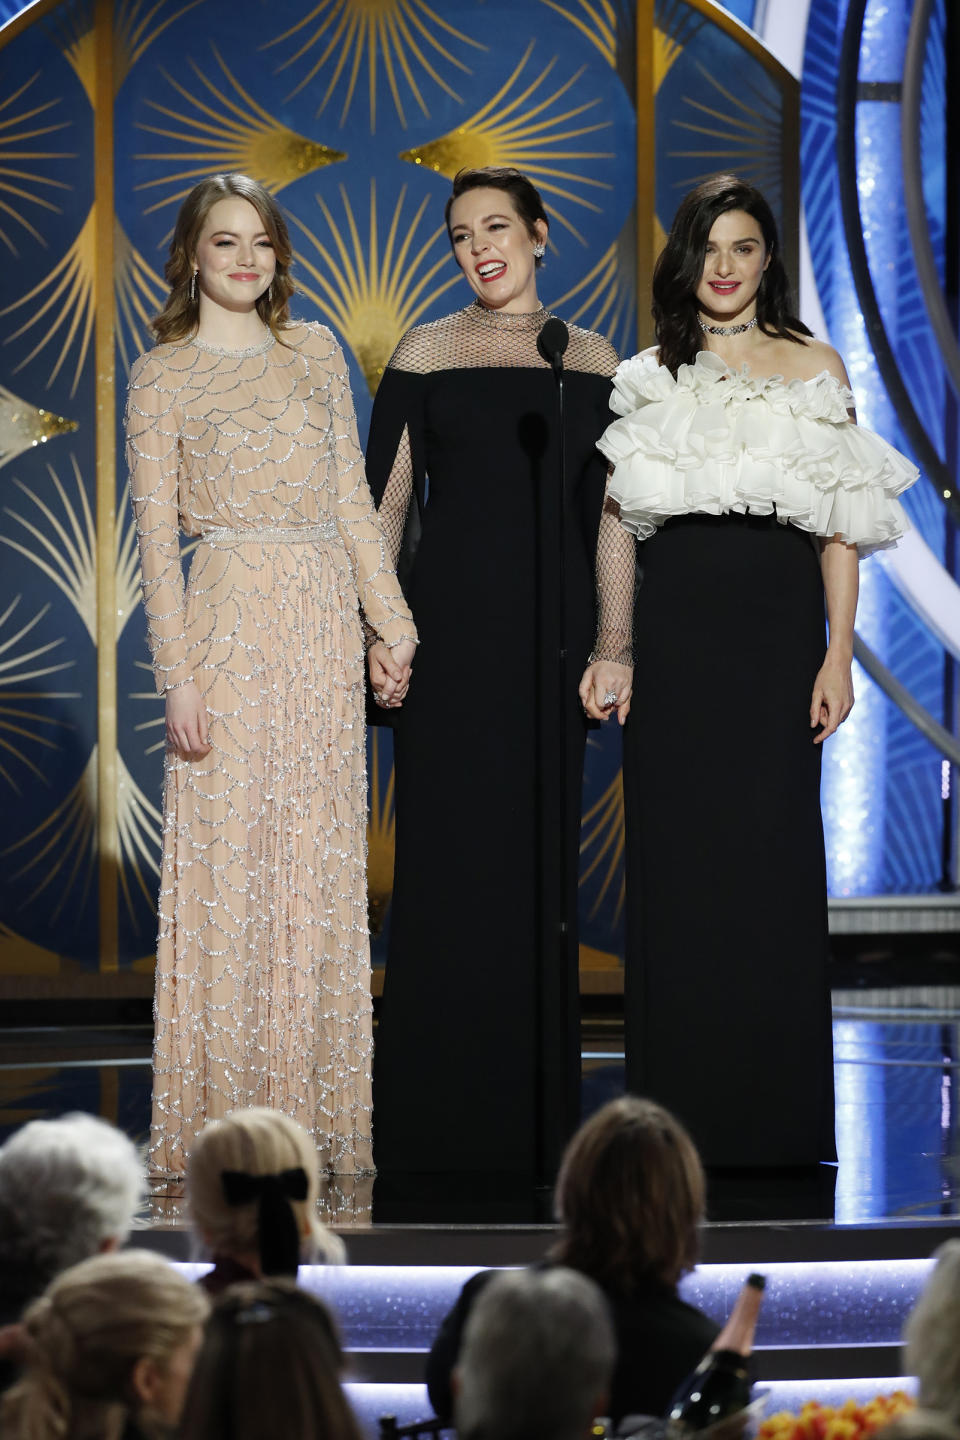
(533, 242), (545, 260)
(190, 269), (197, 302)
(267, 282), (272, 303)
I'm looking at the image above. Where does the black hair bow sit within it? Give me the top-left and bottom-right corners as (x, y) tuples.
(220, 1167), (309, 1277)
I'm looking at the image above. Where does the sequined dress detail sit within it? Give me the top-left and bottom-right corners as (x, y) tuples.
(126, 322), (416, 1178)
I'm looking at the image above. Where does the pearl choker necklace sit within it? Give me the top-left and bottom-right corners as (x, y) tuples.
(699, 316), (758, 336)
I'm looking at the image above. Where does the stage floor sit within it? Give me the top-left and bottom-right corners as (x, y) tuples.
(2, 981), (959, 1227)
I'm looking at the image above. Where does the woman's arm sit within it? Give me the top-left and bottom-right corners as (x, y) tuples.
(579, 493), (635, 725)
(811, 536), (858, 744)
(126, 355), (209, 760)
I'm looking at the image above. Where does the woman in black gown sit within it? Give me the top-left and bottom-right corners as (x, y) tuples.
(365, 167), (629, 1180)
(581, 176), (916, 1168)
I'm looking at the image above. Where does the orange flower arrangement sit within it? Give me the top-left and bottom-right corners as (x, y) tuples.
(759, 1393), (915, 1440)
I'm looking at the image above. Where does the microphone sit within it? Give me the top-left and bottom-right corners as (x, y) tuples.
(537, 317), (569, 378)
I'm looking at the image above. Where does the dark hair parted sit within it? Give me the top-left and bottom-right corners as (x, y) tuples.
(179, 1280), (364, 1440)
(152, 173), (296, 345)
(444, 167), (549, 266)
(653, 174), (811, 376)
(550, 1096), (705, 1294)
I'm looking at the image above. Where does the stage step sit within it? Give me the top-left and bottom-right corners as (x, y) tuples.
(142, 1219), (958, 1431)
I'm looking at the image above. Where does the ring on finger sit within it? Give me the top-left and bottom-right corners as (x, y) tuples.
(601, 689), (618, 707)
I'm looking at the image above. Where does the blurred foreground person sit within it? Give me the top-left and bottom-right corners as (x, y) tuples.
(453, 1268), (615, 1440)
(178, 1280), (363, 1440)
(1, 1250), (208, 1440)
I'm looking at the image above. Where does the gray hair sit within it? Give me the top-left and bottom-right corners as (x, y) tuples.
(906, 1241), (960, 1421)
(0, 1113), (145, 1288)
(455, 1268), (616, 1440)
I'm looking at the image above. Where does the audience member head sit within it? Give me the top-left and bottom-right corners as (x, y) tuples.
(551, 1096), (705, 1294)
(178, 1279), (363, 1440)
(905, 1240), (960, 1421)
(1, 1250), (208, 1440)
(454, 1268), (615, 1440)
(187, 1107), (343, 1277)
(877, 1413), (960, 1440)
(0, 1112), (145, 1303)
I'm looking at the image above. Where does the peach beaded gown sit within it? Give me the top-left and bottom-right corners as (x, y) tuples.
(126, 321), (416, 1178)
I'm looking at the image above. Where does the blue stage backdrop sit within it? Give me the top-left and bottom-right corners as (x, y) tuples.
(0, 0), (801, 982)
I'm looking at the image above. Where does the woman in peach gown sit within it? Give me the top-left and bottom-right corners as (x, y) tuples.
(127, 173), (416, 1179)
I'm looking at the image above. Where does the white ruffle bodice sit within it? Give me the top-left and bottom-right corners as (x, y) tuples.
(598, 349), (918, 557)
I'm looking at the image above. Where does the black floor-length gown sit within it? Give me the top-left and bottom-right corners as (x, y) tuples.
(365, 302), (623, 1178)
(600, 349), (917, 1169)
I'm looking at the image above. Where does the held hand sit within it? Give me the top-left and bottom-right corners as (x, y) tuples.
(369, 639), (415, 709)
(810, 650), (854, 744)
(165, 681), (212, 761)
(578, 660), (633, 726)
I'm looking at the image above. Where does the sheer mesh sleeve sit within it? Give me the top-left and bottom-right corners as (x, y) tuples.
(326, 339), (418, 649)
(592, 493), (636, 665)
(126, 352), (192, 696)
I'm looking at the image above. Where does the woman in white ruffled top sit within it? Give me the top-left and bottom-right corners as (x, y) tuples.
(580, 174), (917, 1169)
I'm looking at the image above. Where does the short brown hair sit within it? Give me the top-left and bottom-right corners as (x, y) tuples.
(152, 172), (296, 344)
(550, 1096), (705, 1293)
(444, 166), (549, 265)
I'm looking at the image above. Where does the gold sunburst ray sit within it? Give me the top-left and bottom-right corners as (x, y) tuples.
(0, 596), (78, 795)
(0, 206), (94, 396)
(117, 752), (162, 921)
(266, 0), (486, 132)
(539, 0), (617, 67)
(0, 456), (96, 639)
(654, 0), (705, 90)
(366, 729), (395, 935)
(548, 216), (636, 359)
(2, 747), (97, 922)
(114, 219), (167, 377)
(293, 181), (459, 392)
(668, 66), (783, 196)
(53, 0), (206, 104)
(399, 41), (613, 245)
(129, 661), (165, 757)
(0, 71), (73, 255)
(579, 767), (624, 923)
(0, 385), (78, 470)
(134, 46), (347, 219)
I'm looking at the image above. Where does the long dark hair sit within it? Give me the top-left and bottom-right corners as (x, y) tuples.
(653, 174), (810, 376)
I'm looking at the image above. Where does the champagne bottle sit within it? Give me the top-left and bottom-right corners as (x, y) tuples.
(666, 1273), (766, 1434)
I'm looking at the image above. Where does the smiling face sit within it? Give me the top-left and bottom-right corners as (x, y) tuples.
(192, 196), (276, 317)
(448, 186), (547, 314)
(695, 208), (770, 323)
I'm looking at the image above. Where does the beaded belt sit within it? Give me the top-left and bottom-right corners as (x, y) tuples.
(200, 519), (339, 546)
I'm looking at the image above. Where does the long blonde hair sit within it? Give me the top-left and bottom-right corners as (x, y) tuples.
(188, 1108), (344, 1271)
(1, 1250), (209, 1440)
(152, 172), (296, 345)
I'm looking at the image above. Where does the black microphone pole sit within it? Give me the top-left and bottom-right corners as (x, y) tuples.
(535, 316), (571, 1181)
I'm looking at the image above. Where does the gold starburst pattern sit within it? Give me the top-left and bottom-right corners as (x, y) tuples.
(2, 747), (97, 923)
(0, 596), (78, 796)
(0, 385), (78, 470)
(579, 768), (624, 923)
(114, 220), (167, 378)
(130, 660), (166, 758)
(117, 751), (162, 921)
(655, 0), (704, 90)
(0, 455), (97, 640)
(0, 70), (73, 256)
(1, 206), (95, 396)
(366, 730), (395, 936)
(668, 61), (783, 196)
(293, 181), (459, 392)
(548, 205), (636, 357)
(399, 41), (613, 244)
(55, 0), (207, 103)
(135, 46), (347, 218)
(266, 0), (485, 132)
